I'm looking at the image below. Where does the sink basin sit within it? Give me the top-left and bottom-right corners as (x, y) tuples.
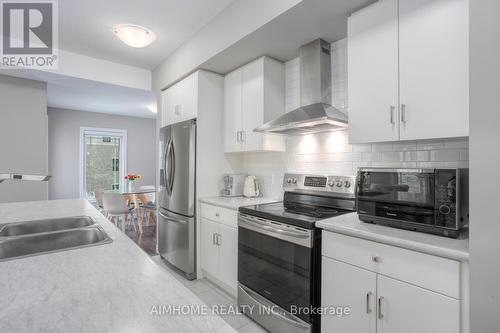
(0, 216), (95, 237)
(0, 226), (112, 261)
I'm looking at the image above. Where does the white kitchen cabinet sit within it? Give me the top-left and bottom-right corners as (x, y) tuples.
(217, 222), (238, 290)
(201, 218), (220, 279)
(322, 257), (377, 333)
(321, 231), (465, 333)
(398, 0), (468, 140)
(348, 0), (400, 143)
(348, 0), (468, 143)
(377, 275), (460, 333)
(161, 72), (199, 127)
(200, 204), (238, 295)
(223, 56), (286, 153)
(223, 69), (243, 153)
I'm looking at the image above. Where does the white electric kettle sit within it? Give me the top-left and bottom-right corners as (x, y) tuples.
(243, 176), (261, 198)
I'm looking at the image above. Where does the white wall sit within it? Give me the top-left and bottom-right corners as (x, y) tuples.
(152, 0), (301, 91)
(48, 108), (156, 200)
(0, 75), (48, 203)
(469, 1), (500, 332)
(240, 39), (469, 198)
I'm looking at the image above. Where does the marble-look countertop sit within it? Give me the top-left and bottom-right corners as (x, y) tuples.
(316, 212), (469, 262)
(199, 196), (280, 210)
(0, 199), (235, 333)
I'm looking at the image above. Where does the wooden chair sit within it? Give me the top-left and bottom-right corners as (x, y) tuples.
(138, 185), (157, 227)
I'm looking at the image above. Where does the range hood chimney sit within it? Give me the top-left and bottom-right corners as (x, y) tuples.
(255, 39), (348, 135)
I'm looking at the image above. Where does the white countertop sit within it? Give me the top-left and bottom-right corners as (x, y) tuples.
(0, 199), (235, 333)
(316, 212), (469, 262)
(199, 196), (280, 210)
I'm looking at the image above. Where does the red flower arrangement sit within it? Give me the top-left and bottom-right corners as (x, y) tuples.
(124, 173), (141, 181)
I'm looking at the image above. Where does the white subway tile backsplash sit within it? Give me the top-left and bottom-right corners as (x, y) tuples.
(362, 152), (382, 162)
(430, 150), (461, 161)
(417, 162), (446, 168)
(417, 140), (445, 151)
(459, 149), (469, 160)
(393, 141), (417, 151)
(444, 161), (469, 168)
(353, 144), (372, 152)
(372, 162), (418, 168)
(372, 143), (394, 152)
(444, 138), (469, 149)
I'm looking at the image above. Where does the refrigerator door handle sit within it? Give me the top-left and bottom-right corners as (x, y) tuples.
(165, 139), (173, 195)
(162, 140), (169, 190)
(169, 140), (176, 193)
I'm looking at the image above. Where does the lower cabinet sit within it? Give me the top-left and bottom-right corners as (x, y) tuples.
(322, 257), (460, 333)
(321, 231), (464, 333)
(200, 217), (238, 293)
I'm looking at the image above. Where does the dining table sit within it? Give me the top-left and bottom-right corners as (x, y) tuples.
(107, 187), (156, 234)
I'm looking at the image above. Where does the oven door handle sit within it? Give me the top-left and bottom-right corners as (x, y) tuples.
(239, 284), (311, 331)
(239, 215), (309, 239)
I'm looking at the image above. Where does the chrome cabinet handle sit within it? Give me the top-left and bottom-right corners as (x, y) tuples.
(378, 296), (384, 319)
(212, 233), (216, 245)
(390, 106), (395, 124)
(366, 292), (372, 314)
(372, 256), (381, 263)
(215, 213), (220, 217)
(401, 104), (407, 123)
(216, 233), (222, 246)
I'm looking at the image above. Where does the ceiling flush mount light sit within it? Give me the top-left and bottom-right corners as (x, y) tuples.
(113, 24), (156, 48)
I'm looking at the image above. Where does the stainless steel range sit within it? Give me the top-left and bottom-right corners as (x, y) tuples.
(237, 173), (357, 333)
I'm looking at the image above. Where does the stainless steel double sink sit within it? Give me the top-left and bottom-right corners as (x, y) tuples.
(0, 216), (112, 261)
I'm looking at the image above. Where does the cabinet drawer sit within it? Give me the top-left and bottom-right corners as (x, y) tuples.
(200, 203), (238, 228)
(322, 231), (460, 298)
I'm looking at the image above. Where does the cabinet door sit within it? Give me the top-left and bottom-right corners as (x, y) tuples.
(241, 58), (264, 151)
(176, 73), (198, 122)
(348, 0), (400, 144)
(377, 275), (460, 333)
(322, 257), (377, 333)
(201, 218), (219, 278)
(161, 85), (177, 127)
(217, 223), (238, 291)
(399, 0), (468, 140)
(223, 69), (243, 153)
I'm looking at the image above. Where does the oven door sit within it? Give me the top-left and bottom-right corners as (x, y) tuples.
(237, 213), (313, 333)
(357, 168), (436, 225)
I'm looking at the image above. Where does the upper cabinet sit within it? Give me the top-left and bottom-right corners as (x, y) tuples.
(223, 57), (286, 153)
(161, 72), (199, 127)
(348, 0), (469, 144)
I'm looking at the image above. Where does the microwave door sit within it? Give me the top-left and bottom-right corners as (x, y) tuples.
(159, 119), (196, 217)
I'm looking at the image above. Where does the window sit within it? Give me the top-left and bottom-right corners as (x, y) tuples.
(79, 127), (127, 200)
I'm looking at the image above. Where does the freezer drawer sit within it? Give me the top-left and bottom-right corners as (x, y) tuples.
(158, 209), (196, 280)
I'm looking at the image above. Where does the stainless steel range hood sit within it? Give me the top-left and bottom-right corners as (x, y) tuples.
(255, 39), (348, 135)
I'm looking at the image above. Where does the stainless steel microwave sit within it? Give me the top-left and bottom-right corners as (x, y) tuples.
(357, 168), (469, 238)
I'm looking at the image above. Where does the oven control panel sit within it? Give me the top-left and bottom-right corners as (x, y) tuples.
(283, 173), (356, 196)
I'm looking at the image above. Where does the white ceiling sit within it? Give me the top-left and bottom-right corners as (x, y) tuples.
(58, 0), (236, 69)
(202, 0), (375, 74)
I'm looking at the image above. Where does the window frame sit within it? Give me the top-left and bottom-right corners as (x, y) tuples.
(79, 127), (128, 199)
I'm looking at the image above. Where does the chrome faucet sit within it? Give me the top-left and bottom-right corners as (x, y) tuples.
(0, 173), (51, 183)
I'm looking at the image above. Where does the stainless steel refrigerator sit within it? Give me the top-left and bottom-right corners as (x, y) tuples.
(158, 118), (196, 280)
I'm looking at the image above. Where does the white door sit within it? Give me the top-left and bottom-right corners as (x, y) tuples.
(348, 0), (400, 144)
(399, 0), (468, 140)
(241, 58), (264, 151)
(377, 275), (460, 333)
(223, 69), (243, 153)
(217, 223), (238, 291)
(201, 218), (219, 278)
(322, 258), (377, 333)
